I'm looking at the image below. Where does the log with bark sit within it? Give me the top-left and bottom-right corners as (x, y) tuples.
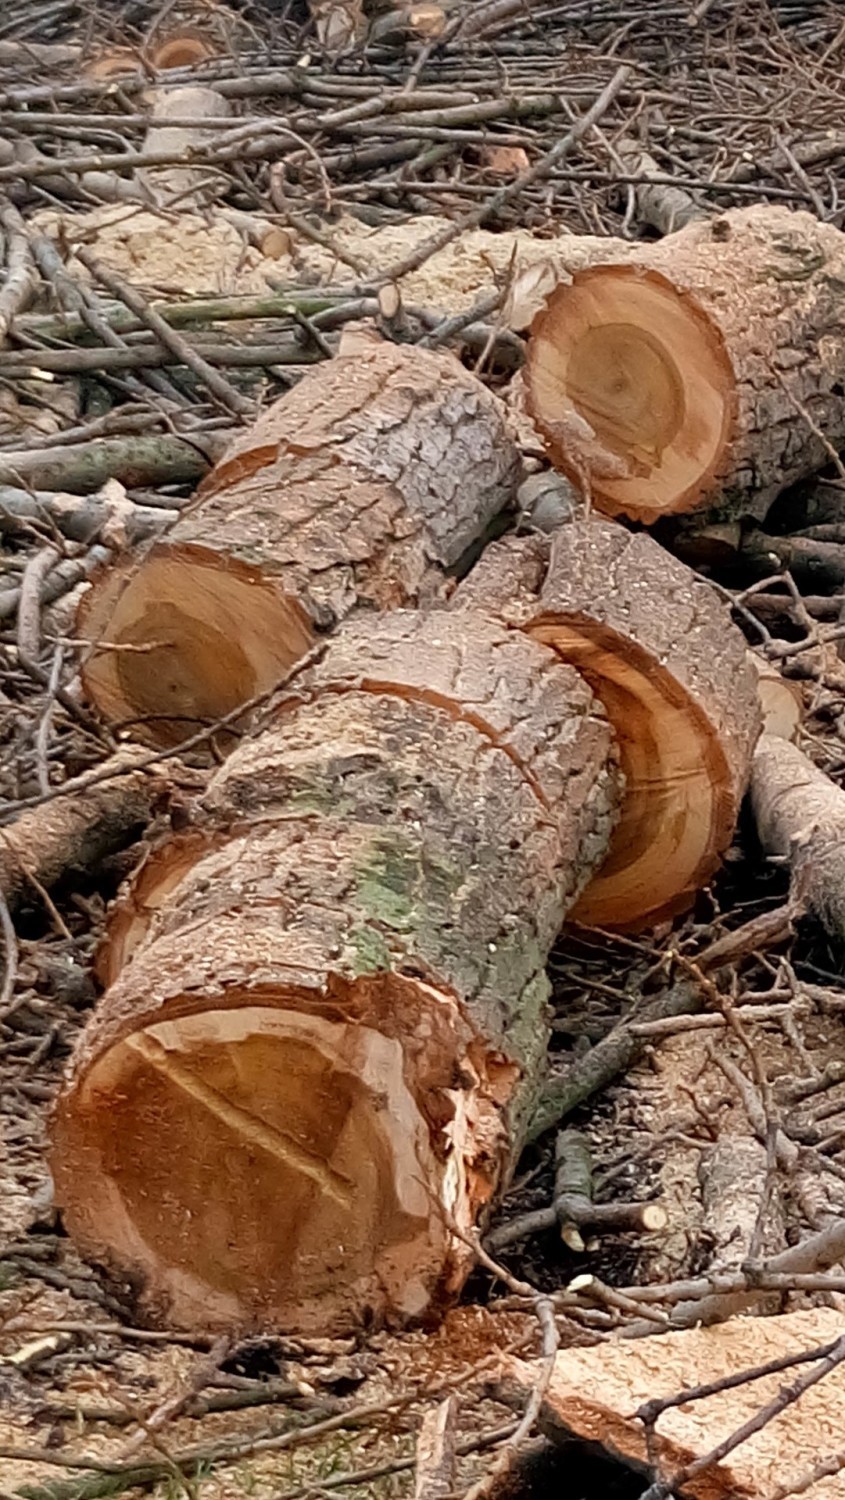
(138, 84), (234, 210)
(454, 517), (761, 929)
(78, 341), (521, 746)
(523, 206), (845, 524)
(52, 610), (621, 1334)
(751, 732), (845, 939)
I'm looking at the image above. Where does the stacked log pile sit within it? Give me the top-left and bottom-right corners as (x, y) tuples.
(8, 8), (845, 1498)
(52, 343), (764, 1331)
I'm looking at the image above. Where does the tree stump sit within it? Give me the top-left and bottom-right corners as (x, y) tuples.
(454, 518), (761, 929)
(525, 206), (845, 524)
(79, 343), (521, 746)
(52, 611), (621, 1334)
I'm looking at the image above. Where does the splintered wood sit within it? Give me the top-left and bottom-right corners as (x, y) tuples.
(79, 342), (520, 746)
(53, 612), (621, 1333)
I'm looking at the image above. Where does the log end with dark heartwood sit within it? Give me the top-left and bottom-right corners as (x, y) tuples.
(78, 342), (522, 747)
(525, 206), (845, 525)
(52, 610), (622, 1334)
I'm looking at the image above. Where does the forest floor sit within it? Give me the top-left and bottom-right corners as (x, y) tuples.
(4, 1), (845, 1497)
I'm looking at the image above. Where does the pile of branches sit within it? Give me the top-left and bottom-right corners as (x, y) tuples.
(6, 3), (845, 1499)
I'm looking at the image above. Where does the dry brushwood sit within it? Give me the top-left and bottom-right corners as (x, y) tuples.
(0, 746), (172, 909)
(52, 609), (621, 1334)
(525, 206), (845, 524)
(454, 518), (761, 930)
(79, 341), (521, 746)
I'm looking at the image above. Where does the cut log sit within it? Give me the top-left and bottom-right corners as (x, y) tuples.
(751, 732), (845, 938)
(138, 85), (233, 210)
(149, 35), (218, 70)
(52, 610), (621, 1333)
(750, 656), (802, 742)
(78, 343), (521, 746)
(454, 518), (761, 929)
(368, 4), (447, 46)
(525, 206), (845, 524)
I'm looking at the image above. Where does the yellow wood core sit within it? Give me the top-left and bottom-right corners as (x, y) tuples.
(82, 549), (314, 747)
(566, 323), (686, 474)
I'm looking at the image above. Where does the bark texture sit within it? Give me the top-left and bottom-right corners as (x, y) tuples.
(524, 205), (845, 523)
(751, 731), (845, 938)
(79, 342), (521, 746)
(52, 609), (621, 1335)
(454, 517), (761, 929)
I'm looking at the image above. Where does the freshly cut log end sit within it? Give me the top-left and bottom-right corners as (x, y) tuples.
(54, 610), (621, 1333)
(95, 830), (217, 989)
(54, 921), (492, 1333)
(149, 35), (218, 69)
(79, 547), (314, 747)
(750, 655), (802, 743)
(80, 344), (520, 747)
(526, 265), (735, 523)
(454, 521), (761, 930)
(524, 207), (845, 524)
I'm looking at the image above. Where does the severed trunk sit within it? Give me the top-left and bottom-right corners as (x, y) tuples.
(138, 85), (233, 211)
(524, 205), (845, 524)
(454, 517), (761, 930)
(79, 342), (521, 747)
(52, 610), (621, 1334)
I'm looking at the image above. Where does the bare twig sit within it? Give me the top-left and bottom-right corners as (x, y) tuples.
(0, 200), (37, 341)
(0, 888), (17, 1013)
(16, 543), (59, 659)
(74, 249), (254, 419)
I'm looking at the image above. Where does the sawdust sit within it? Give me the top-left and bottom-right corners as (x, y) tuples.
(33, 204), (285, 298)
(514, 1307), (845, 1499)
(31, 204), (619, 320)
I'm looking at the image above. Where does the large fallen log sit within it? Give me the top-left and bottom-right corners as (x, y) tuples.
(79, 342), (521, 746)
(524, 205), (845, 524)
(455, 517), (761, 929)
(52, 610), (621, 1334)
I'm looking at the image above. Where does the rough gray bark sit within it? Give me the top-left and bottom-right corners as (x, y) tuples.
(52, 610), (621, 1335)
(79, 342), (522, 746)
